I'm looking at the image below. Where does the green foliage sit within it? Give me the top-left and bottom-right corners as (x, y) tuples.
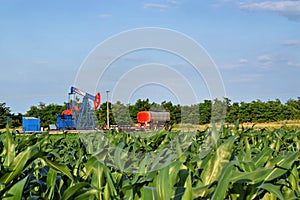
(96, 102), (116, 128)
(129, 98), (152, 123)
(0, 126), (300, 199)
(3, 96), (300, 129)
(8, 113), (22, 128)
(0, 103), (11, 129)
(25, 103), (66, 127)
(0, 103), (21, 129)
(112, 101), (132, 125)
(199, 100), (212, 124)
(95, 97), (300, 127)
(225, 98), (300, 123)
(181, 104), (199, 124)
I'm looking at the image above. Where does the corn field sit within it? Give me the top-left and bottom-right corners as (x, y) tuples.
(0, 125), (300, 199)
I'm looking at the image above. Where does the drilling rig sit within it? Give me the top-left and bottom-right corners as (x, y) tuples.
(56, 86), (101, 130)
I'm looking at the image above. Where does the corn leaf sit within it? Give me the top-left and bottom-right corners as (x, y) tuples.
(3, 129), (15, 168)
(230, 168), (272, 184)
(211, 161), (236, 200)
(142, 186), (158, 200)
(43, 157), (74, 181)
(182, 172), (192, 200)
(257, 183), (284, 200)
(46, 168), (57, 200)
(252, 147), (273, 167)
(2, 175), (28, 200)
(74, 189), (98, 200)
(200, 135), (237, 192)
(61, 182), (90, 200)
(157, 165), (171, 200)
(0, 146), (40, 184)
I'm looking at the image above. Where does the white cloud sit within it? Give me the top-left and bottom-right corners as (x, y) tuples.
(287, 61), (300, 67)
(239, 58), (249, 63)
(258, 55), (272, 62)
(238, 1), (300, 21)
(218, 58), (249, 69)
(228, 74), (262, 83)
(144, 3), (169, 10)
(282, 40), (300, 47)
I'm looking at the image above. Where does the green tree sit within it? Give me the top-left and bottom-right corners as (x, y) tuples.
(181, 104), (199, 124)
(251, 100), (266, 123)
(149, 102), (164, 111)
(172, 104), (182, 124)
(26, 106), (40, 117)
(162, 101), (181, 125)
(266, 99), (284, 122)
(0, 103), (11, 128)
(8, 113), (22, 128)
(199, 100), (212, 124)
(129, 99), (152, 123)
(25, 104), (66, 127)
(226, 102), (239, 123)
(238, 102), (252, 123)
(41, 104), (65, 127)
(286, 97), (300, 119)
(96, 102), (116, 129)
(211, 98), (227, 123)
(112, 101), (132, 125)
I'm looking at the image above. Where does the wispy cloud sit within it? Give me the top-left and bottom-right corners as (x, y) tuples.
(229, 74), (262, 83)
(211, 0), (234, 8)
(239, 58), (249, 63)
(98, 14), (112, 19)
(167, 0), (181, 5)
(238, 1), (300, 22)
(281, 40), (300, 47)
(258, 54), (272, 63)
(219, 58), (250, 69)
(288, 61), (300, 67)
(144, 3), (169, 10)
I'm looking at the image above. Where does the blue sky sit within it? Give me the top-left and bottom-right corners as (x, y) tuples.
(0, 0), (300, 113)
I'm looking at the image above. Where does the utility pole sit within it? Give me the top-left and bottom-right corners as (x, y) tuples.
(106, 90), (110, 130)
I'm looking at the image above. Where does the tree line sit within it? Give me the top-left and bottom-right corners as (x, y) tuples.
(1, 97), (300, 129)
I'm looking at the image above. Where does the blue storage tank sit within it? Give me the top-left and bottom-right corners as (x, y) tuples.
(22, 117), (40, 132)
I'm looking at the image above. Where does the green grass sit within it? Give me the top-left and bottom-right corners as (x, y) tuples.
(0, 125), (300, 199)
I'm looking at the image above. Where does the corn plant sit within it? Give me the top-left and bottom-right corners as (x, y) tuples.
(0, 125), (299, 199)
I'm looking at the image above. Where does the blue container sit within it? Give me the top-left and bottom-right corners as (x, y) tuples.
(56, 114), (75, 130)
(22, 117), (40, 132)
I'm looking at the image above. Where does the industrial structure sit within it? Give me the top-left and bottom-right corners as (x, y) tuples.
(56, 86), (101, 130)
(136, 111), (170, 130)
(22, 117), (40, 132)
(20, 86), (101, 132)
(21, 86), (171, 132)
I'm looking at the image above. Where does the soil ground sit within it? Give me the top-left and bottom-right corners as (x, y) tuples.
(2, 120), (300, 133)
(198, 120), (300, 131)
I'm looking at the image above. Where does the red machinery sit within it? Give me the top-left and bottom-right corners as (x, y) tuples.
(61, 87), (100, 116)
(136, 111), (170, 130)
